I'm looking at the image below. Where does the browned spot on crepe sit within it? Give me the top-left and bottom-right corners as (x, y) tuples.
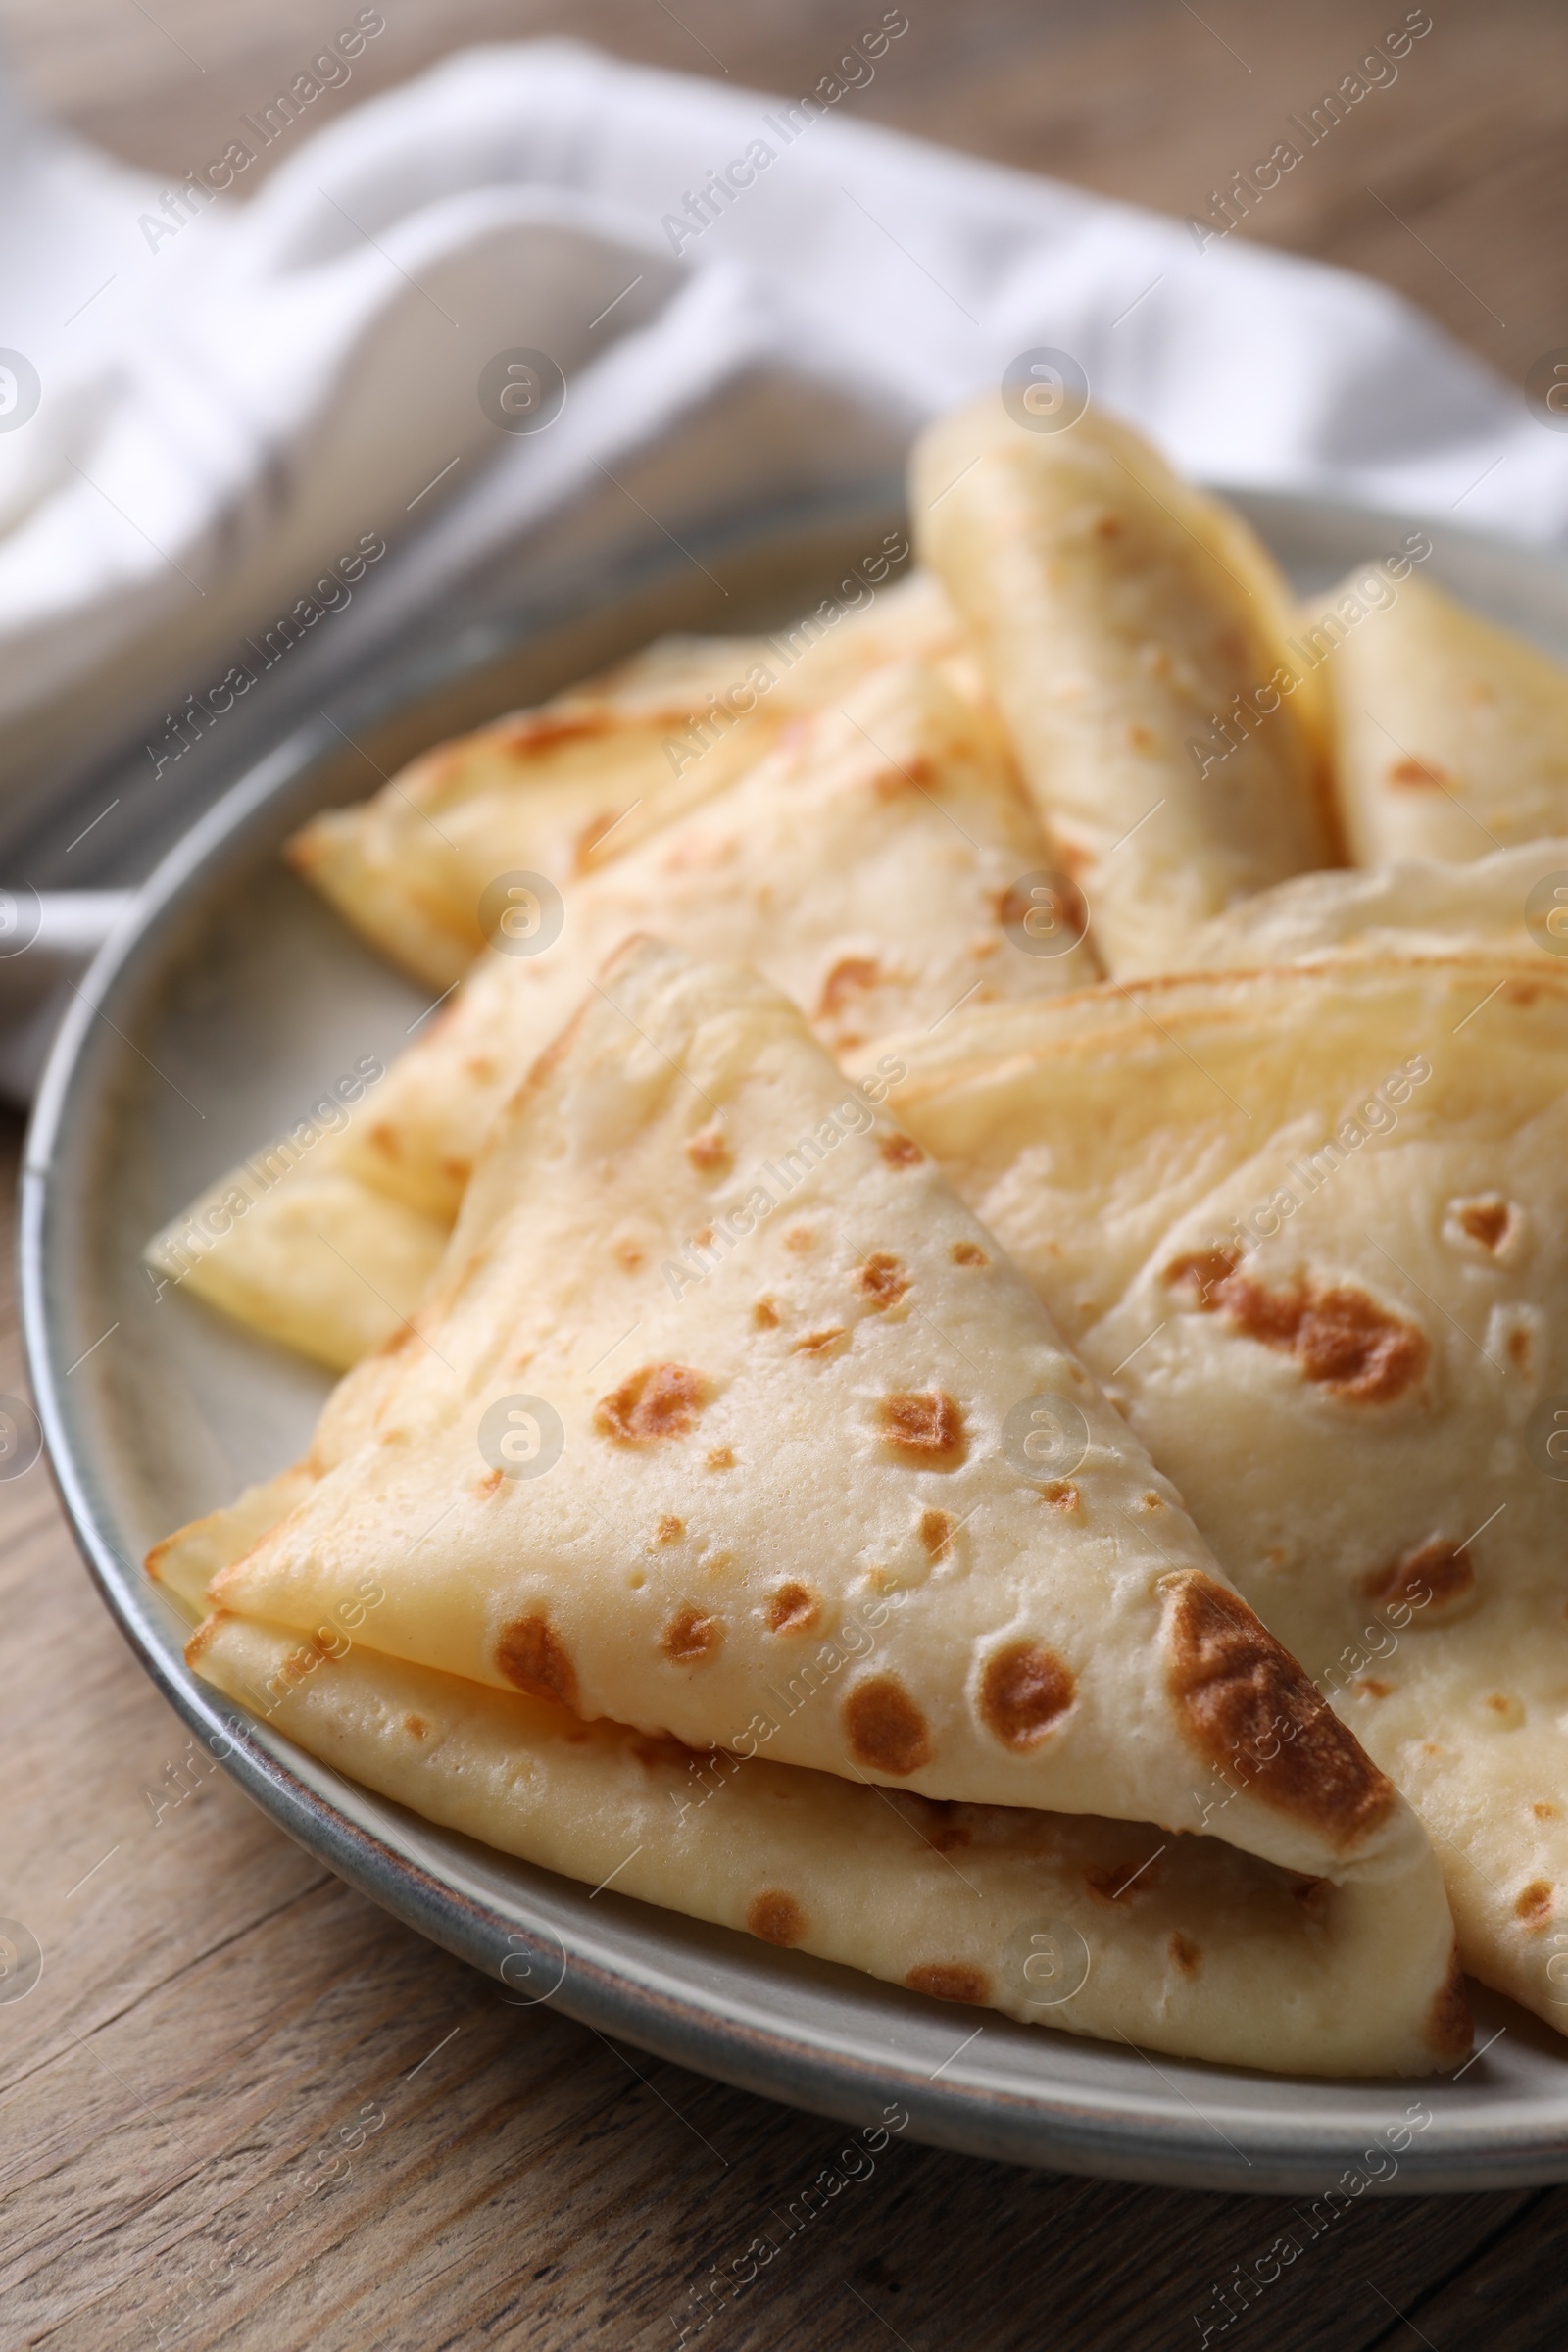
(496, 1613), (578, 1709)
(876, 1391), (967, 1470)
(1388, 756), (1451, 789)
(1427, 1951), (1473, 2062)
(909, 1798), (974, 1853)
(1364, 1538), (1473, 1615)
(783, 1225), (815, 1253)
(1166, 1252), (1427, 1404)
(1165, 1574), (1395, 1848)
(653, 1515), (684, 1546)
(1356, 1677), (1393, 1699)
(1517, 1880), (1555, 1926)
(706, 1446), (735, 1470)
(686, 1124), (730, 1173)
(1458, 1198), (1511, 1251)
(631, 1732), (704, 1771)
(595, 1363), (712, 1443)
(817, 956), (881, 1017)
(919, 1508), (956, 1561)
(871, 752), (934, 802)
(878, 1133), (922, 1168)
(979, 1642), (1075, 1752)
(748, 1891), (808, 1947)
(1084, 1854), (1163, 1905)
(404, 1714), (430, 1740)
(768, 1582), (820, 1635)
(572, 808), (621, 868)
(753, 1298), (780, 1330)
(476, 1466), (504, 1496)
(951, 1240), (989, 1267)
(661, 1607), (722, 1664)
(1535, 1802), (1559, 1822)
(792, 1326), (846, 1356)
(614, 1240), (645, 1273)
(1163, 1244), (1243, 1307)
(844, 1676), (932, 1775)
(1168, 1932), (1200, 1975)
(906, 1963), (990, 2005)
(854, 1252), (909, 1311)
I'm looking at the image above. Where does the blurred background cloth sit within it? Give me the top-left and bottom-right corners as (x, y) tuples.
(2, 33), (1566, 827)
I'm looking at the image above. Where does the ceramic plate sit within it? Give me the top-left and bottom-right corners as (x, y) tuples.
(24, 483), (1568, 2192)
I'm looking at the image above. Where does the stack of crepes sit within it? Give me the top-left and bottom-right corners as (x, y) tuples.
(148, 391), (1568, 2080)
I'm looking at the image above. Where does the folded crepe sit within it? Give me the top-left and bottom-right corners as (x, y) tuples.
(154, 940), (1462, 2072)
(1168, 836), (1568, 971)
(1310, 568), (1568, 864)
(288, 568), (969, 989)
(880, 957), (1568, 2031)
(147, 662), (1101, 1369)
(909, 396), (1333, 974)
(172, 1603), (1456, 2077)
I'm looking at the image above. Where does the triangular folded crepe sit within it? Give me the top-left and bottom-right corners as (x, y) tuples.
(172, 1597), (1460, 2076)
(168, 943), (1451, 1998)
(910, 397), (1333, 974)
(289, 569), (969, 988)
(879, 958), (1568, 2031)
(1168, 837), (1568, 971)
(1310, 568), (1568, 864)
(148, 662), (1100, 1369)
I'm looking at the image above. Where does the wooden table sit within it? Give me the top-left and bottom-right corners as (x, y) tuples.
(1, 4), (1565, 2344)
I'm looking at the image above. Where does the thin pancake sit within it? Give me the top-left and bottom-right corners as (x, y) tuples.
(288, 569), (968, 987)
(1170, 837), (1568, 971)
(881, 958), (1568, 2031)
(180, 1605), (1464, 2077)
(148, 662), (1097, 1369)
(186, 943), (1443, 1921)
(910, 396), (1332, 973)
(1311, 568), (1568, 863)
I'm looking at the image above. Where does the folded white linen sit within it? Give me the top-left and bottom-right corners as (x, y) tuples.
(0, 35), (1560, 825)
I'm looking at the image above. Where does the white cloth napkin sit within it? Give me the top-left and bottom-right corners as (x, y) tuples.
(2, 34), (1564, 825)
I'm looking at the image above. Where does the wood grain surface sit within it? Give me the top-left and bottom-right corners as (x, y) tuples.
(1, 3), (1566, 2345)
